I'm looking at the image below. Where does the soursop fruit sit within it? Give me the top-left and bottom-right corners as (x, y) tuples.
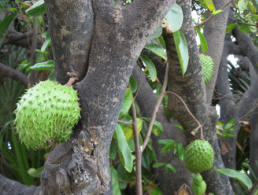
(184, 139), (214, 173)
(200, 54), (214, 84)
(15, 80), (80, 150)
(191, 173), (207, 195)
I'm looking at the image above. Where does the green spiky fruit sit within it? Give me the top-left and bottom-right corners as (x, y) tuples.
(192, 173), (207, 195)
(184, 140), (214, 173)
(200, 54), (214, 84)
(15, 80), (80, 150)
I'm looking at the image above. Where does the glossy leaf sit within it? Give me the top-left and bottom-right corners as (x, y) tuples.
(119, 88), (133, 117)
(0, 13), (16, 41)
(29, 60), (54, 71)
(151, 187), (162, 195)
(41, 39), (51, 52)
(212, 9), (223, 15)
(224, 119), (236, 130)
(151, 26), (162, 39)
(238, 0), (248, 11)
(109, 140), (117, 160)
(226, 24), (238, 33)
(115, 124), (133, 172)
(173, 31), (189, 75)
(165, 3), (183, 32)
(204, 0), (216, 11)
(144, 43), (167, 60)
(129, 76), (138, 93)
(143, 118), (163, 136)
(111, 167), (122, 195)
(153, 162), (166, 168)
(26, 0), (46, 16)
(216, 168), (253, 190)
(140, 54), (157, 82)
(165, 163), (176, 173)
(120, 118), (143, 140)
(196, 28), (208, 53)
(176, 142), (184, 161)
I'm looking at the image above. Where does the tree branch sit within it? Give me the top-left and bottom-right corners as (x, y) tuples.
(0, 63), (28, 85)
(0, 174), (39, 195)
(45, 0), (94, 84)
(233, 27), (258, 74)
(215, 37), (236, 120)
(204, 0), (231, 103)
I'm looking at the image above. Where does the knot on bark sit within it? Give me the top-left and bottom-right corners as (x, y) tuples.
(68, 153), (92, 188)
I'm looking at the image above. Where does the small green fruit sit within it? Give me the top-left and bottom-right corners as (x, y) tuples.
(200, 54), (214, 84)
(192, 174), (207, 195)
(15, 80), (80, 150)
(184, 140), (214, 173)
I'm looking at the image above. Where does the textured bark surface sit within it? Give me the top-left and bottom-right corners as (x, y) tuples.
(204, 0), (231, 103)
(38, 1), (175, 195)
(250, 109), (258, 176)
(45, 0), (94, 84)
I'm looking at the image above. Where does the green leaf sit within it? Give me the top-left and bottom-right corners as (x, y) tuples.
(165, 3), (183, 32)
(196, 28), (208, 53)
(151, 26), (162, 39)
(119, 88), (133, 117)
(41, 39), (51, 52)
(239, 24), (254, 33)
(165, 163), (176, 173)
(204, 0), (216, 11)
(143, 118), (163, 136)
(212, 9), (223, 15)
(140, 55), (157, 82)
(175, 124), (184, 130)
(144, 43), (167, 60)
(26, 0), (46, 16)
(238, 0), (248, 11)
(216, 168), (253, 190)
(173, 31), (189, 75)
(28, 167), (44, 178)
(226, 24), (238, 33)
(29, 60), (54, 71)
(18, 60), (31, 71)
(109, 140), (117, 160)
(129, 76), (138, 93)
(176, 142), (184, 161)
(224, 119), (236, 130)
(0, 13), (17, 42)
(111, 167), (122, 195)
(151, 187), (162, 195)
(158, 139), (176, 145)
(115, 125), (134, 172)
(153, 162), (166, 168)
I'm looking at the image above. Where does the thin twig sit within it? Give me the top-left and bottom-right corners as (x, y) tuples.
(117, 120), (133, 125)
(141, 63), (169, 152)
(194, 0), (234, 28)
(131, 99), (142, 195)
(65, 77), (78, 86)
(166, 91), (203, 139)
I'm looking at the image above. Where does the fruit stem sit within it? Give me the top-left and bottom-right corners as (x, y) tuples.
(65, 77), (78, 86)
